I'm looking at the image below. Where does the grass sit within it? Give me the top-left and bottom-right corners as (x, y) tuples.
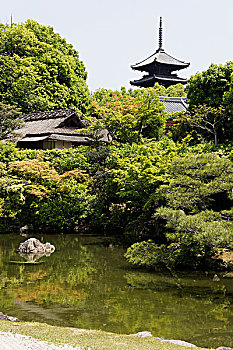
(0, 321), (211, 350)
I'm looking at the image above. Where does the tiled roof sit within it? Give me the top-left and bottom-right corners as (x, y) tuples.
(131, 49), (190, 71)
(16, 109), (112, 143)
(160, 96), (188, 114)
(21, 109), (77, 122)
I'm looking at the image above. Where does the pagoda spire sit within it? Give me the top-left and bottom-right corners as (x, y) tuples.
(158, 17), (163, 50)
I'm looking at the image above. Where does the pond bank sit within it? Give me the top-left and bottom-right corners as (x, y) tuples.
(0, 320), (230, 350)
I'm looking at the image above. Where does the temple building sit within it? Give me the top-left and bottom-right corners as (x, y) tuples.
(14, 109), (111, 150)
(130, 17), (190, 88)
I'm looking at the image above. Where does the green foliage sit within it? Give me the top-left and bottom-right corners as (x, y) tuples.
(159, 153), (233, 212)
(185, 105), (228, 145)
(0, 103), (23, 140)
(0, 126), (232, 271)
(185, 63), (233, 144)
(125, 209), (233, 269)
(0, 157), (94, 232)
(86, 83), (186, 145)
(86, 87), (166, 143)
(0, 141), (21, 163)
(106, 139), (180, 206)
(0, 20), (90, 113)
(125, 239), (199, 269)
(125, 152), (233, 268)
(35, 147), (90, 173)
(165, 112), (193, 142)
(88, 138), (194, 235)
(168, 104), (231, 145)
(166, 84), (186, 97)
(124, 240), (167, 268)
(157, 208), (233, 249)
(186, 62), (233, 108)
(128, 83), (186, 98)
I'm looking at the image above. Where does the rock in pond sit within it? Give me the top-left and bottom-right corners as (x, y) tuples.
(0, 312), (18, 322)
(17, 238), (55, 255)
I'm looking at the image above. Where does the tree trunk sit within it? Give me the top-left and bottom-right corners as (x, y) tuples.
(214, 132), (218, 146)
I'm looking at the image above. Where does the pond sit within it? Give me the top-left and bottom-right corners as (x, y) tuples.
(0, 234), (233, 348)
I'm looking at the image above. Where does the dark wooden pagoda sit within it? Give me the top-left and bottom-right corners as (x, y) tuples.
(130, 17), (190, 88)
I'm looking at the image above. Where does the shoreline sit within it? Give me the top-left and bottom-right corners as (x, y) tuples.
(0, 320), (231, 350)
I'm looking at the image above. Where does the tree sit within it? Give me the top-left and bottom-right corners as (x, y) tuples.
(183, 104), (226, 145)
(86, 87), (166, 143)
(0, 20), (91, 113)
(128, 83), (186, 98)
(0, 103), (23, 140)
(157, 153), (233, 263)
(88, 138), (192, 235)
(184, 63), (233, 143)
(186, 62), (233, 108)
(166, 83), (186, 97)
(159, 153), (233, 212)
(0, 158), (94, 232)
(125, 152), (233, 268)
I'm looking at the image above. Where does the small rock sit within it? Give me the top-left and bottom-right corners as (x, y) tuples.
(132, 331), (153, 337)
(216, 347), (233, 350)
(17, 238), (55, 254)
(20, 225), (29, 232)
(0, 312), (18, 322)
(213, 274), (220, 282)
(162, 339), (197, 348)
(19, 225), (29, 237)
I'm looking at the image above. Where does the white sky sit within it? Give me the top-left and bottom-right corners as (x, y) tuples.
(1, 0), (233, 92)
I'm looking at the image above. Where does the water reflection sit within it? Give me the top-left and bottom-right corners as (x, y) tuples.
(18, 251), (53, 262)
(0, 234), (232, 349)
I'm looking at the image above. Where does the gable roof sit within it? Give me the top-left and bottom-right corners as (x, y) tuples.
(16, 109), (111, 144)
(17, 109), (86, 136)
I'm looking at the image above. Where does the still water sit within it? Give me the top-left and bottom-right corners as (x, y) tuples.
(0, 234), (233, 348)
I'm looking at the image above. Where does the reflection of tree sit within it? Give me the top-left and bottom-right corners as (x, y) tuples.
(120, 271), (233, 341)
(14, 280), (87, 306)
(0, 236), (96, 309)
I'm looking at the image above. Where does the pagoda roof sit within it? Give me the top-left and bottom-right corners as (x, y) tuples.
(131, 48), (190, 72)
(130, 74), (188, 88)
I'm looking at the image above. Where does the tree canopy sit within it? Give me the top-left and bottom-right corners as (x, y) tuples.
(0, 102), (23, 140)
(186, 62), (233, 108)
(81, 86), (167, 144)
(169, 63), (233, 144)
(0, 20), (91, 114)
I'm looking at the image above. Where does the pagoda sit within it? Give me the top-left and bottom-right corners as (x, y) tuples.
(130, 17), (190, 88)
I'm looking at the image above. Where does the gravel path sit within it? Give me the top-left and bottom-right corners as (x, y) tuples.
(0, 331), (83, 350)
